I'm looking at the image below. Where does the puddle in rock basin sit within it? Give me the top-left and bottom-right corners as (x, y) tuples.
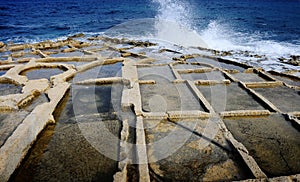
(50, 51), (84, 58)
(145, 119), (253, 181)
(224, 114), (300, 177)
(269, 73), (300, 87)
(138, 66), (175, 81)
(0, 70), (6, 76)
(20, 68), (65, 80)
(197, 83), (265, 113)
(138, 66), (205, 112)
(231, 72), (267, 82)
(140, 78), (204, 112)
(74, 62), (122, 82)
(173, 63), (205, 70)
(186, 57), (247, 72)
(0, 83), (22, 96)
(0, 111), (29, 148)
(10, 84), (124, 182)
(180, 70), (225, 81)
(253, 86), (300, 112)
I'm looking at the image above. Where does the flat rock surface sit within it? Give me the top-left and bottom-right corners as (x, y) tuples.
(0, 35), (298, 182)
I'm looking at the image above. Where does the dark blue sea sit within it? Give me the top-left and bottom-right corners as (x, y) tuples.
(0, 0), (299, 69)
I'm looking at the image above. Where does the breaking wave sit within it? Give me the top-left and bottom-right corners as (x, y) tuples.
(152, 0), (300, 71)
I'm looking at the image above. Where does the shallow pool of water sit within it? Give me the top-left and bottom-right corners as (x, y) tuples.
(20, 68), (65, 80)
(10, 84), (124, 182)
(0, 83), (22, 96)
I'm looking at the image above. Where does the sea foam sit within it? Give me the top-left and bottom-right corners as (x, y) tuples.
(152, 0), (300, 71)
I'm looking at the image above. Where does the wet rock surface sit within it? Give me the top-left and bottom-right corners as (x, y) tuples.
(253, 86), (300, 113)
(0, 111), (29, 147)
(11, 84), (122, 182)
(145, 119), (253, 181)
(20, 68), (65, 80)
(0, 84), (22, 96)
(0, 34), (299, 182)
(224, 114), (300, 177)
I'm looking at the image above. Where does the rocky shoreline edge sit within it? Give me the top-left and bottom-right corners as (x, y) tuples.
(0, 33), (299, 181)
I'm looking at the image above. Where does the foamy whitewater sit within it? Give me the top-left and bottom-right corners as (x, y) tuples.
(150, 0), (300, 71)
(0, 0), (299, 71)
